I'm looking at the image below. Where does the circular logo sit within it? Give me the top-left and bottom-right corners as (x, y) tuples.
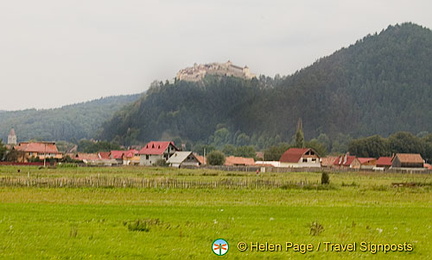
(212, 238), (229, 256)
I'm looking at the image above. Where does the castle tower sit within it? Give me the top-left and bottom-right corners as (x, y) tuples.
(8, 128), (17, 145)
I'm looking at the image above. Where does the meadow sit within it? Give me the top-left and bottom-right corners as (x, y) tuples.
(0, 166), (431, 259)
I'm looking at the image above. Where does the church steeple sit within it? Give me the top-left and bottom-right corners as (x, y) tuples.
(8, 128), (17, 145)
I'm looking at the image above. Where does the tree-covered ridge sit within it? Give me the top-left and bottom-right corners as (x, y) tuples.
(0, 94), (140, 143)
(100, 23), (432, 151)
(273, 22), (432, 139)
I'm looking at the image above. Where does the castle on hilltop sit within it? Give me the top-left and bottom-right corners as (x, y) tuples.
(176, 61), (256, 82)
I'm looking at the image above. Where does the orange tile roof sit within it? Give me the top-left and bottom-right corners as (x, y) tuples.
(224, 156), (255, 166)
(394, 153), (424, 164)
(320, 156), (338, 167)
(68, 153), (100, 161)
(195, 155), (205, 165)
(15, 142), (60, 154)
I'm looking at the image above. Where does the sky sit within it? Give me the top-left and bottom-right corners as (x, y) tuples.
(1, 0), (432, 111)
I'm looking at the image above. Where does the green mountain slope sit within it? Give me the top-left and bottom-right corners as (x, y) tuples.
(98, 23), (432, 146)
(273, 22), (432, 139)
(0, 94), (140, 143)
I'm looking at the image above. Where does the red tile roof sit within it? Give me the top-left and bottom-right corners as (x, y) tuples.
(376, 157), (392, 167)
(110, 149), (139, 159)
(224, 156), (255, 166)
(110, 150), (125, 159)
(279, 148), (311, 163)
(357, 158), (376, 164)
(124, 149), (139, 158)
(138, 141), (178, 155)
(334, 155), (357, 167)
(99, 152), (111, 160)
(15, 142), (60, 154)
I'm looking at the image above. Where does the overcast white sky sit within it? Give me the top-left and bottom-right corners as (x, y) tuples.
(1, 0), (431, 111)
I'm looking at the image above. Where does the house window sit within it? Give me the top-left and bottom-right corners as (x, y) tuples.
(302, 158), (307, 163)
(146, 155), (149, 160)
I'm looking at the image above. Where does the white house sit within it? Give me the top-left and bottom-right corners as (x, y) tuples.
(279, 148), (321, 168)
(138, 141), (179, 166)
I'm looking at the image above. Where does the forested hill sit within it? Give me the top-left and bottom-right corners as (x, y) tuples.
(100, 23), (432, 147)
(0, 94), (140, 143)
(273, 22), (432, 139)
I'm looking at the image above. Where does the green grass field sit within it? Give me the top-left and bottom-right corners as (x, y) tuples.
(0, 166), (431, 259)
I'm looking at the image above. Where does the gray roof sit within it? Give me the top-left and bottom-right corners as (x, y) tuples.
(166, 151), (194, 164)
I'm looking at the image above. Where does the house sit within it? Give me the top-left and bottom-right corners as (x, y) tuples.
(195, 154), (206, 165)
(374, 157), (393, 170)
(110, 149), (140, 165)
(166, 151), (201, 168)
(138, 141), (179, 166)
(391, 153), (424, 169)
(279, 148), (321, 168)
(224, 156), (255, 166)
(358, 158), (377, 170)
(255, 161), (281, 167)
(320, 156), (338, 168)
(122, 149), (140, 166)
(14, 142), (63, 163)
(67, 152), (118, 166)
(333, 153), (361, 169)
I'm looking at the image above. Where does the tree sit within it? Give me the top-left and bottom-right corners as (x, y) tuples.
(264, 143), (291, 161)
(211, 128), (231, 149)
(348, 135), (390, 157)
(294, 118), (305, 148)
(206, 150), (226, 165)
(234, 146), (256, 158)
(222, 144), (236, 156)
(0, 140), (7, 161)
(388, 132), (425, 155)
(78, 139), (121, 153)
(306, 140), (327, 157)
(235, 133), (250, 146)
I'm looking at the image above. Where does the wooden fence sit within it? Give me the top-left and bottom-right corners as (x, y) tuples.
(186, 165), (432, 174)
(0, 176), (318, 189)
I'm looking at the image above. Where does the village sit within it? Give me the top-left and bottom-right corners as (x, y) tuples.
(3, 128), (431, 173)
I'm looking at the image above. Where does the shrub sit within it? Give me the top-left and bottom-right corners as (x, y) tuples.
(124, 218), (162, 232)
(206, 150), (226, 165)
(309, 221), (324, 236)
(321, 172), (330, 185)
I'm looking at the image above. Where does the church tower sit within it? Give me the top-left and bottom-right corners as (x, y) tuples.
(8, 128), (17, 145)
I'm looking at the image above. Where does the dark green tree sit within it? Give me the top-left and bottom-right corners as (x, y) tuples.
(222, 144), (236, 156)
(0, 140), (7, 161)
(234, 146), (256, 158)
(348, 135), (390, 157)
(78, 139), (121, 153)
(294, 118), (305, 148)
(264, 143), (291, 161)
(388, 132), (425, 155)
(206, 150), (226, 165)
